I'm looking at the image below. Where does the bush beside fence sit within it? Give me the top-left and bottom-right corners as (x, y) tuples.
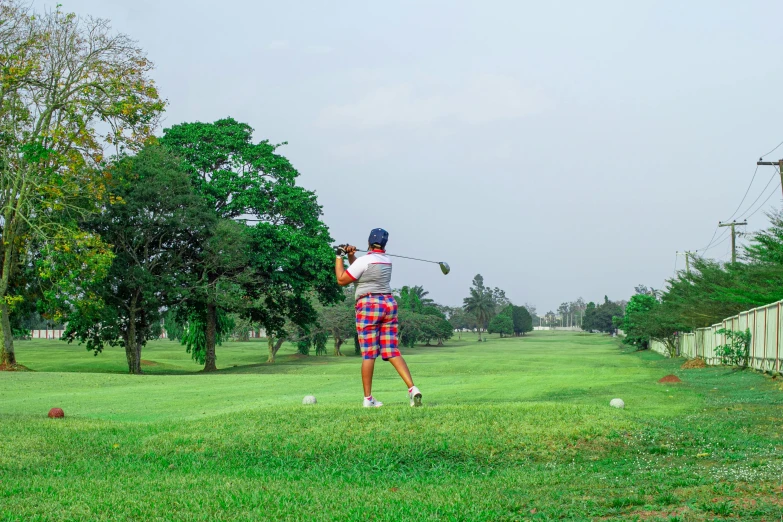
(650, 299), (783, 373)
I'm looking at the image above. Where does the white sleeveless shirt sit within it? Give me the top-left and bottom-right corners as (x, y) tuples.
(345, 251), (393, 300)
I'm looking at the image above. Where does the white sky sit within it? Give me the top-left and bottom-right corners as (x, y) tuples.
(40, 0), (783, 311)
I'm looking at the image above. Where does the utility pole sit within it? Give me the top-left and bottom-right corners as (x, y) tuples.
(756, 158), (783, 199)
(718, 221), (747, 263)
(676, 251), (694, 274)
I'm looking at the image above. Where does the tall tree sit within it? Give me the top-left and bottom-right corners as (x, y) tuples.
(316, 287), (355, 356)
(511, 305), (533, 336)
(447, 308), (474, 339)
(620, 293), (657, 350)
(488, 306), (513, 338)
(582, 296), (623, 334)
(63, 146), (213, 373)
(160, 118), (340, 371)
(409, 285), (434, 306)
(463, 274), (495, 341)
(0, 2), (164, 366)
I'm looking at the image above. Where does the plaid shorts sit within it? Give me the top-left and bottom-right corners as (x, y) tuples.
(355, 294), (401, 360)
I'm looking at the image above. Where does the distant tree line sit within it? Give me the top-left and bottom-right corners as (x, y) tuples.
(458, 274), (533, 340)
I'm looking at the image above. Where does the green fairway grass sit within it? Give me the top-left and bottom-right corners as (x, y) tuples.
(2, 332), (782, 521)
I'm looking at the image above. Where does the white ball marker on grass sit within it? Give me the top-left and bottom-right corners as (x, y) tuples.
(302, 395), (317, 405)
(610, 398), (625, 409)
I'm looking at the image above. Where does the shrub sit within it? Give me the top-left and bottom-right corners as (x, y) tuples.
(715, 328), (751, 368)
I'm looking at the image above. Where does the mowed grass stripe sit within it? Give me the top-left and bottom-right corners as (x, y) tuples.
(2, 332), (782, 521)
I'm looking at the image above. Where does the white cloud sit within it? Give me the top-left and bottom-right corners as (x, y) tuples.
(268, 40), (290, 50)
(316, 74), (550, 129)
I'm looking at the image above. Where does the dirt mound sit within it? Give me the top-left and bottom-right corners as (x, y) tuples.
(0, 362), (30, 371)
(658, 374), (682, 383)
(48, 408), (64, 418)
(681, 358), (707, 369)
(140, 360), (158, 367)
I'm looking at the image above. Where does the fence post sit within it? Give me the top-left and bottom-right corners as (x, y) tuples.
(777, 302), (781, 374)
(753, 309), (757, 367)
(763, 307), (768, 370)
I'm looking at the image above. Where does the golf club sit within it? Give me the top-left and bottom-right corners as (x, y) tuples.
(350, 248), (450, 275)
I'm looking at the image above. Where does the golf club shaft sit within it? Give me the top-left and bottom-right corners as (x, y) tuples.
(356, 249), (440, 265)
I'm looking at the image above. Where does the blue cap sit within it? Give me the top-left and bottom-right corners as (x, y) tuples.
(368, 228), (389, 249)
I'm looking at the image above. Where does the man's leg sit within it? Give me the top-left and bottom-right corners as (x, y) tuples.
(361, 358), (376, 397)
(356, 297), (382, 403)
(380, 296), (418, 392)
(387, 356), (414, 388)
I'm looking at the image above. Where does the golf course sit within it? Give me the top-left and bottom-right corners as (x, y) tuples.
(2, 332), (782, 521)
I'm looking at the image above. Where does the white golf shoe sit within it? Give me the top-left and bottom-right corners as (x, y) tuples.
(363, 396), (383, 408)
(408, 386), (423, 407)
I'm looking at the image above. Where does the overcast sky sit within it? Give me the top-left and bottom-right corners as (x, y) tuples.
(40, 0), (783, 312)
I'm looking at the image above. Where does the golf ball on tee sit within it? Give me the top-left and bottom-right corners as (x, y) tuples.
(302, 395), (317, 405)
(609, 398), (625, 409)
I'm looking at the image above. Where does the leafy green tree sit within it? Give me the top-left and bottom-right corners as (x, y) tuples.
(409, 285), (434, 306)
(62, 146), (214, 373)
(511, 305), (533, 336)
(582, 297), (623, 334)
(545, 311), (557, 328)
(463, 274), (495, 341)
(488, 307), (513, 337)
(229, 315), (257, 342)
(160, 118), (340, 370)
(398, 310), (451, 347)
(621, 293), (657, 349)
(316, 287), (355, 356)
(447, 307), (473, 339)
(632, 301), (689, 357)
(492, 287), (511, 309)
(397, 286), (423, 313)
(0, 2), (164, 366)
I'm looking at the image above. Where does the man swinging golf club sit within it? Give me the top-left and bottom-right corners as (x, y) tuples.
(335, 228), (423, 408)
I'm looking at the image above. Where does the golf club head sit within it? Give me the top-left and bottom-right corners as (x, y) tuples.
(439, 262), (450, 275)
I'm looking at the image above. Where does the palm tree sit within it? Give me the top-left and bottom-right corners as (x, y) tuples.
(410, 285), (435, 306)
(463, 288), (495, 341)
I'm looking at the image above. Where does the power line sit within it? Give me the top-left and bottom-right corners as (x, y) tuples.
(723, 164), (759, 222)
(738, 167), (778, 220)
(694, 140), (783, 259)
(701, 232), (731, 254)
(759, 139), (783, 159)
(744, 181), (782, 220)
(698, 227), (729, 253)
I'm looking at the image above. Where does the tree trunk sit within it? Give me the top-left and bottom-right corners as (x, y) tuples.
(0, 301), (16, 366)
(333, 337), (343, 356)
(203, 303), (218, 371)
(0, 237), (16, 367)
(267, 337), (285, 363)
(125, 303), (142, 374)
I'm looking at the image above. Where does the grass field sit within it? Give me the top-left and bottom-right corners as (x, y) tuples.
(2, 332), (782, 521)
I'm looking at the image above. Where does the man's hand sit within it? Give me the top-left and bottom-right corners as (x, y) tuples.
(343, 245), (357, 256)
(334, 245), (347, 256)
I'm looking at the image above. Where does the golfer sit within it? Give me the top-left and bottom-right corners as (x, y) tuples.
(335, 228), (423, 408)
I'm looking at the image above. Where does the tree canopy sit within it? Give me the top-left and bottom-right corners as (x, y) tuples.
(63, 146), (214, 373)
(159, 118), (340, 371)
(0, 2), (164, 366)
